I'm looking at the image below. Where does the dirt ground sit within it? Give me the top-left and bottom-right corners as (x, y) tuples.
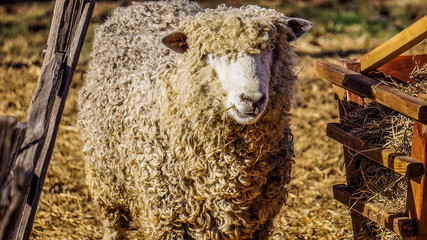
(0, 1), (426, 239)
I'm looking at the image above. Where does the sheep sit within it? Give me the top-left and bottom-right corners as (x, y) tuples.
(77, 0), (311, 239)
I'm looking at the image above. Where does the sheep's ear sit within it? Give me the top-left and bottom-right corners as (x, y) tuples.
(284, 18), (312, 41)
(161, 31), (188, 54)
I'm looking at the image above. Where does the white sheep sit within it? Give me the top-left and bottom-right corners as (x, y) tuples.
(77, 1), (311, 239)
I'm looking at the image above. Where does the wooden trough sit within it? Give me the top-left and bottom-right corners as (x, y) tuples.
(316, 15), (427, 239)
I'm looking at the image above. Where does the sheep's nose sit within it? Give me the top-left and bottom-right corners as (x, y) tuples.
(240, 94), (267, 113)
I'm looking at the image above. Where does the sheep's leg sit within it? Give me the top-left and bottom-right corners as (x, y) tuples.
(101, 208), (131, 240)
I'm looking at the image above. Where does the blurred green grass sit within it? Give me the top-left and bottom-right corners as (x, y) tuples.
(1, 0), (425, 67)
(281, 1), (422, 37)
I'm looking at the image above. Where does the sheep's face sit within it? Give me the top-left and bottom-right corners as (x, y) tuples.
(207, 50), (273, 124)
(161, 14), (312, 124)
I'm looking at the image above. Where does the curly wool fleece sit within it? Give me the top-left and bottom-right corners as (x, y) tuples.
(78, 1), (306, 239)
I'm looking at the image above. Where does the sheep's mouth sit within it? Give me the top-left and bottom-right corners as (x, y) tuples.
(231, 108), (262, 124)
(235, 109), (258, 118)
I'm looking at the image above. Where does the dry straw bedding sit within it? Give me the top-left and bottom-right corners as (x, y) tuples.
(9, 1), (427, 240)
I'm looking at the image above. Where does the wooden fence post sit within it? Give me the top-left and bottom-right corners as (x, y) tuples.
(1, 0), (94, 239)
(332, 59), (367, 239)
(406, 95), (427, 239)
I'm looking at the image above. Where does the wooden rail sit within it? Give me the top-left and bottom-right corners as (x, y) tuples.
(0, 0), (94, 239)
(358, 15), (427, 73)
(333, 184), (417, 237)
(327, 123), (424, 181)
(315, 60), (427, 123)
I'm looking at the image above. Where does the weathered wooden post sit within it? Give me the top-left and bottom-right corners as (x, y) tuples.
(0, 0), (94, 239)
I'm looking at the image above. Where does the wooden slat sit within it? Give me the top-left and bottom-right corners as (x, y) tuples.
(332, 59), (365, 111)
(0, 117), (27, 239)
(327, 123), (424, 180)
(333, 184), (417, 237)
(358, 15), (427, 73)
(406, 120), (427, 239)
(3, 0), (95, 239)
(316, 60), (376, 98)
(0, 116), (17, 182)
(377, 54), (427, 83)
(0, 116), (19, 239)
(315, 60), (427, 122)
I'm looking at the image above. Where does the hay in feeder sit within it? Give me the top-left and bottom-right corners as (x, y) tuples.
(347, 155), (408, 213)
(341, 102), (413, 155)
(378, 63), (427, 97)
(343, 154), (408, 240)
(341, 63), (426, 239)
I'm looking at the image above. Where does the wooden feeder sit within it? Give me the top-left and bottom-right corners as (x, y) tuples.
(315, 15), (427, 239)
